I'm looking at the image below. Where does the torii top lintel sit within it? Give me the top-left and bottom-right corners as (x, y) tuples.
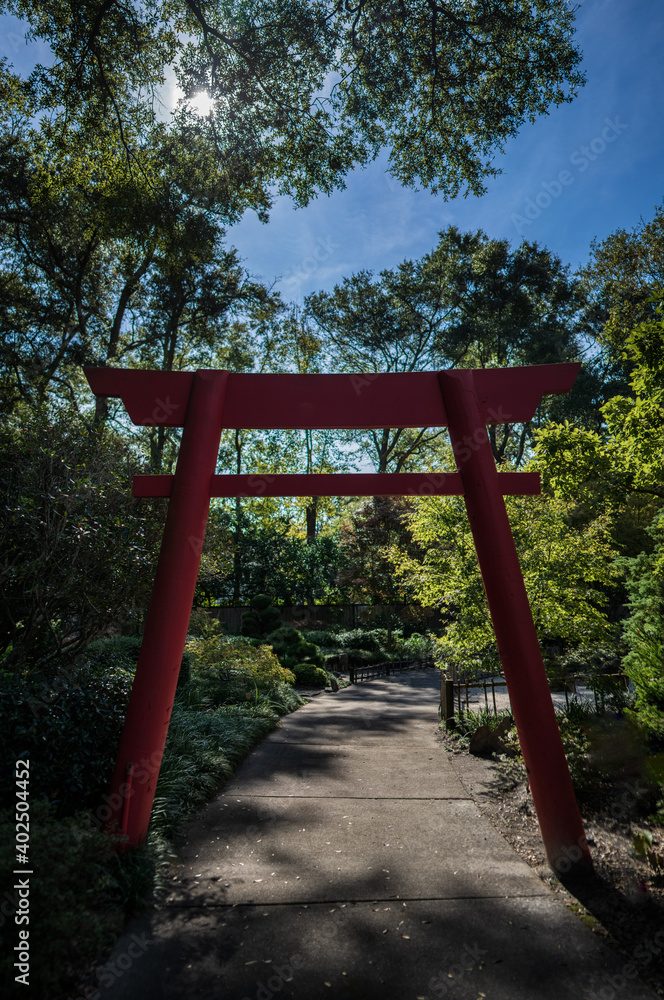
(84, 364), (580, 430)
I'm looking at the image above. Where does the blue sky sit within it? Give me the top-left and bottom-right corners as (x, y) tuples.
(1, 0), (661, 306)
(225, 0), (664, 302)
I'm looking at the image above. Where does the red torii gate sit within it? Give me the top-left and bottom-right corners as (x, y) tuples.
(85, 363), (592, 875)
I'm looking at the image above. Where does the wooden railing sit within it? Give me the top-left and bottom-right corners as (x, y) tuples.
(439, 671), (630, 725)
(349, 657), (435, 683)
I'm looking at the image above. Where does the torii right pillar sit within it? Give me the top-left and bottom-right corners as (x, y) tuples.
(438, 369), (593, 877)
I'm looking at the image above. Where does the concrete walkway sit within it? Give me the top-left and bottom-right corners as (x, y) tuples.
(96, 671), (659, 1000)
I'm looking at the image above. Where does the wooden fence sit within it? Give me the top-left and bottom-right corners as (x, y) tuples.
(439, 671), (631, 725)
(206, 603), (443, 633)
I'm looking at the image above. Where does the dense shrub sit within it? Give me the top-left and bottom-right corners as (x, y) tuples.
(304, 626), (433, 664)
(187, 631), (294, 685)
(267, 626), (323, 673)
(292, 662), (329, 687)
(184, 627), (301, 713)
(84, 634), (191, 690)
(623, 633), (664, 743)
(0, 414), (163, 670)
(80, 634), (142, 667)
(336, 629), (381, 652)
(240, 593), (282, 639)
(0, 659), (133, 815)
(618, 511), (664, 744)
(0, 800), (153, 999)
(301, 629), (338, 647)
(391, 631), (434, 660)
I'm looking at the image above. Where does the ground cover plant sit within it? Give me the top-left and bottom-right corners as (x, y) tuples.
(0, 627), (306, 998)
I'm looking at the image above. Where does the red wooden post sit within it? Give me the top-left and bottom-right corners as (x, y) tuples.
(438, 369), (592, 875)
(103, 370), (228, 847)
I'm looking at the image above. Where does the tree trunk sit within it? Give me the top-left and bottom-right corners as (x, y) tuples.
(232, 430), (243, 603)
(377, 428), (391, 473)
(306, 497), (318, 544)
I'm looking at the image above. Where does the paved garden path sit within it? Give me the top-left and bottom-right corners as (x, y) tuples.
(97, 671), (659, 1000)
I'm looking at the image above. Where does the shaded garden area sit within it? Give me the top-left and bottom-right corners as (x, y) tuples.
(0, 1), (662, 995)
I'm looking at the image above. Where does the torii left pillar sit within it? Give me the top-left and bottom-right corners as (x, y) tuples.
(104, 370), (228, 846)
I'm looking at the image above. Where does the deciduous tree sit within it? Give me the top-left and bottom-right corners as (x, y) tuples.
(306, 227), (586, 471)
(396, 492), (618, 671)
(0, 410), (164, 670)
(4, 0), (585, 204)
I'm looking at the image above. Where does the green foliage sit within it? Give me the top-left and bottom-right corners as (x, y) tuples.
(83, 635), (145, 665)
(0, 659), (133, 815)
(303, 629), (339, 648)
(624, 633), (664, 744)
(446, 707), (515, 742)
(337, 497), (420, 600)
(399, 493), (618, 668)
(188, 631), (295, 686)
(450, 702), (619, 805)
(600, 292), (664, 499)
(0, 697), (281, 997)
(393, 632), (434, 660)
(579, 202), (664, 353)
(336, 630), (381, 652)
(200, 514), (346, 605)
(267, 625), (324, 675)
(189, 668), (300, 715)
(304, 626), (433, 666)
(306, 228), (586, 472)
(618, 511), (664, 743)
(0, 61), (276, 423)
(0, 800), (147, 999)
(291, 662), (329, 688)
(185, 628), (296, 714)
(0, 413), (163, 668)
(151, 703), (278, 837)
(533, 421), (618, 511)
(261, 683), (307, 715)
(84, 634), (192, 690)
(534, 282), (663, 743)
(3, 1), (585, 209)
(240, 593), (282, 639)
(533, 293), (663, 554)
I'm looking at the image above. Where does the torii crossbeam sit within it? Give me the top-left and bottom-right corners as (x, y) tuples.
(85, 363), (592, 875)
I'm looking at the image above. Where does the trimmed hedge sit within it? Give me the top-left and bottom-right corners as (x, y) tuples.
(292, 662), (329, 687)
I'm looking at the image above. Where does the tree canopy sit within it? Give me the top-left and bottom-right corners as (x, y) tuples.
(397, 491), (618, 670)
(579, 200), (664, 352)
(306, 226), (587, 470)
(3, 0), (585, 205)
